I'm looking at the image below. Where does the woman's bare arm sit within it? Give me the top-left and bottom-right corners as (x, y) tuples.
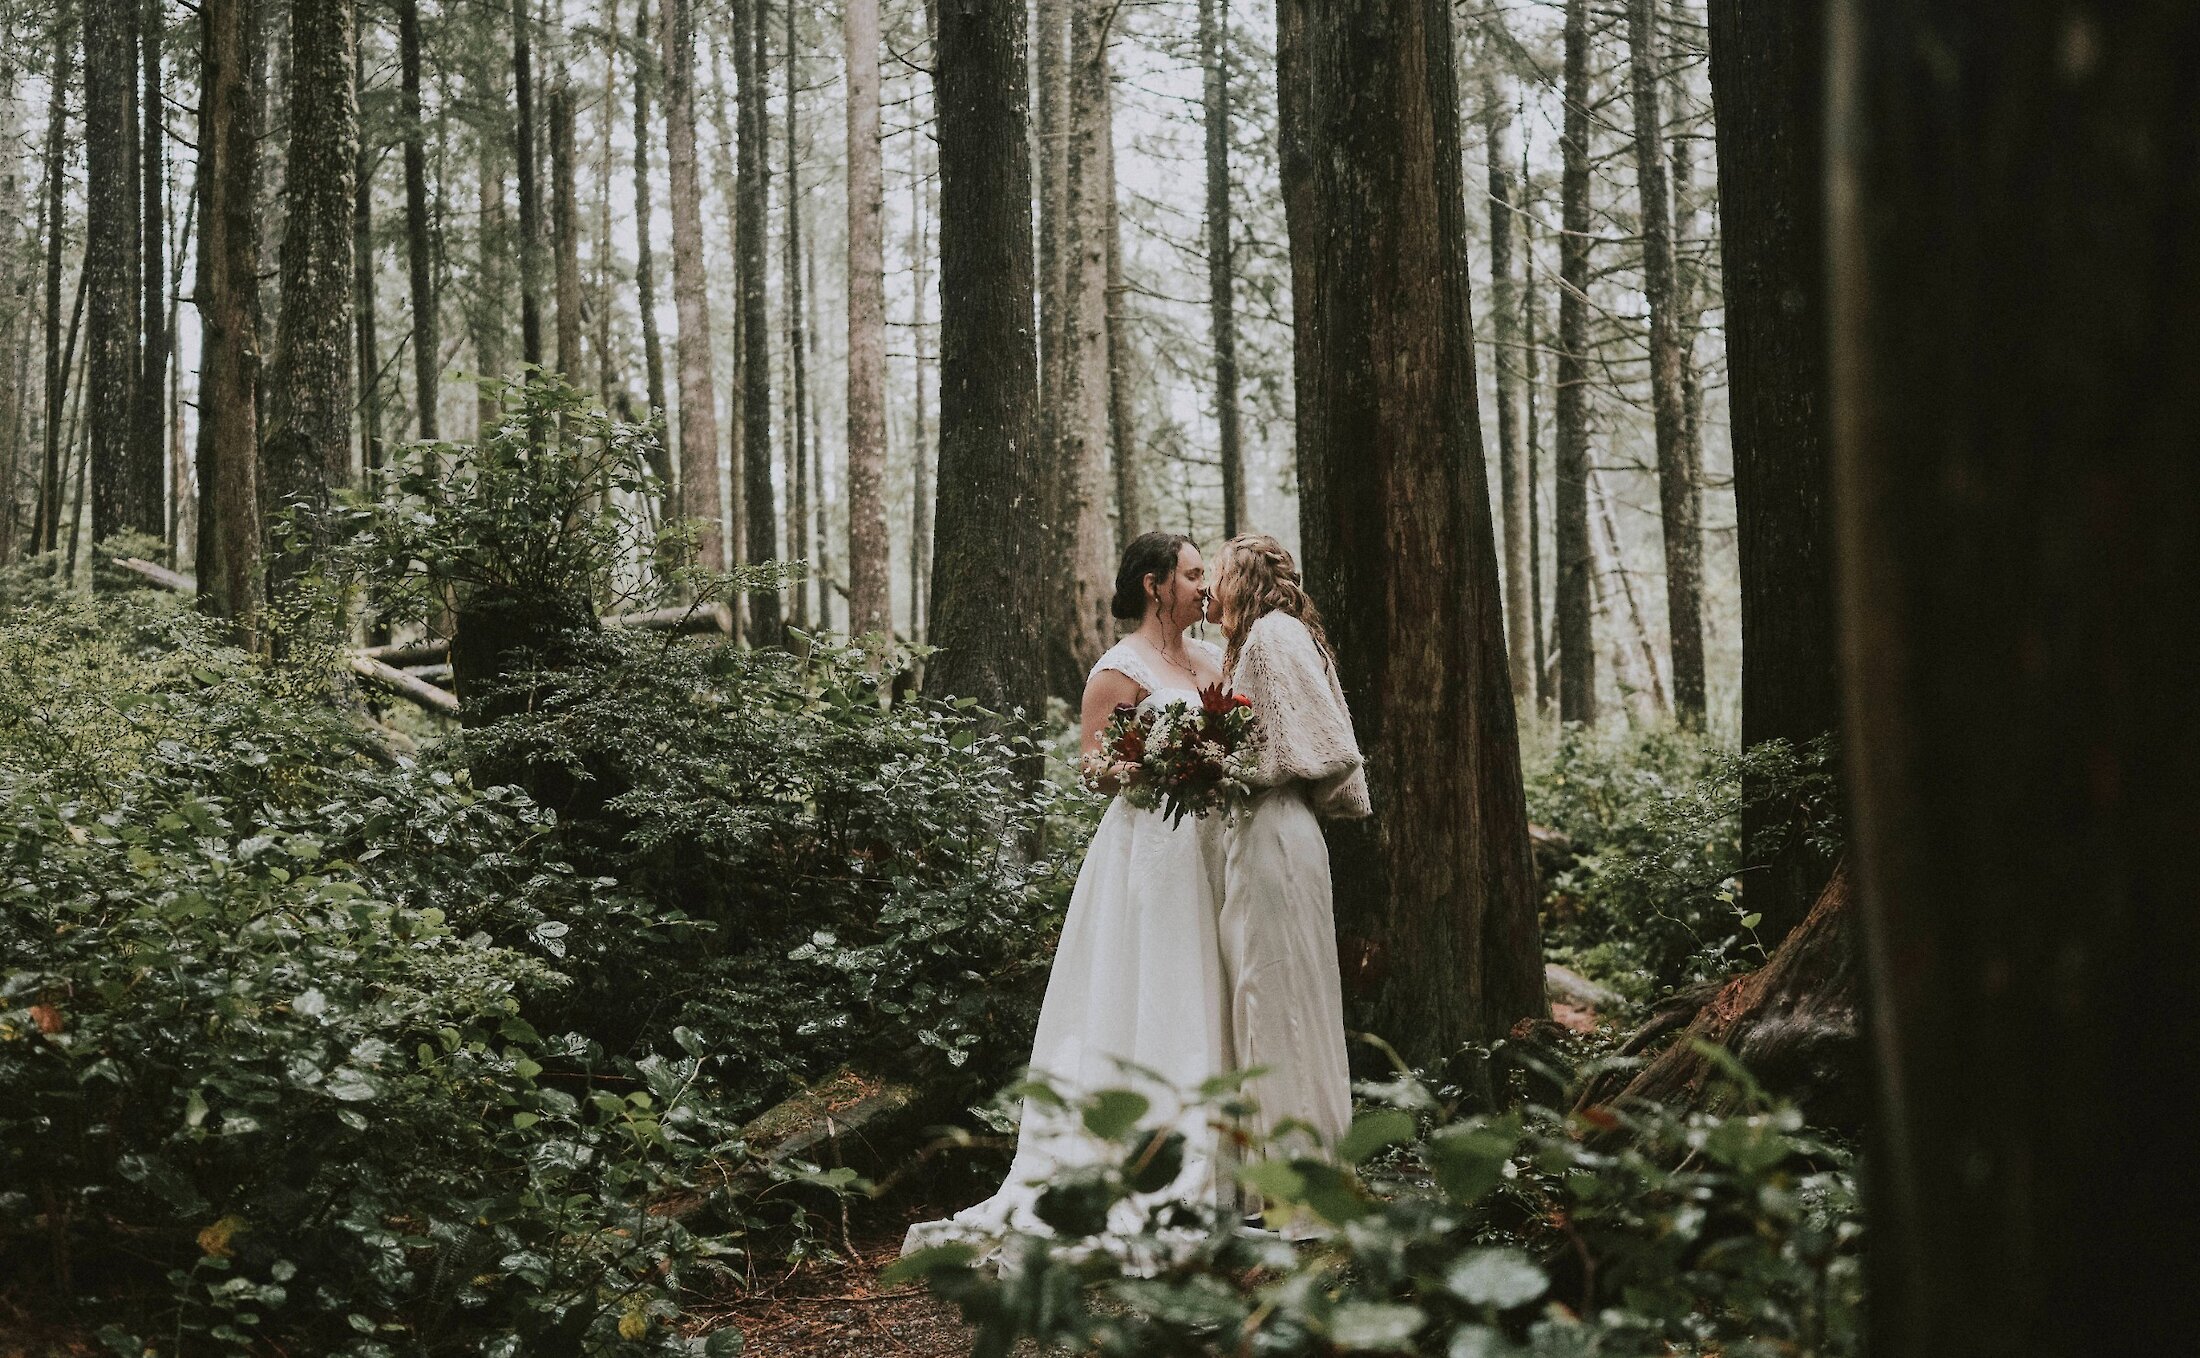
(1080, 668), (1146, 759)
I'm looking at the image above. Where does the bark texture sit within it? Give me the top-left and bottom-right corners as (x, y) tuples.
(1827, 4), (2200, 1351)
(1625, 0), (1704, 723)
(658, 0), (726, 573)
(1200, 0), (1242, 538)
(1482, 63), (1533, 709)
(922, 0), (1045, 721)
(1278, 0), (1545, 1068)
(550, 79), (584, 385)
(397, 0), (437, 440)
(734, 0), (779, 639)
(512, 0), (544, 371)
(194, 0), (263, 628)
(84, 0), (144, 542)
(1706, 0), (1840, 943)
(1553, 0), (1595, 725)
(629, 5), (669, 450)
(261, 0), (357, 603)
(843, 0), (891, 636)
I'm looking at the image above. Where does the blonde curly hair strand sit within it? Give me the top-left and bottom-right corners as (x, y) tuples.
(1215, 533), (1335, 680)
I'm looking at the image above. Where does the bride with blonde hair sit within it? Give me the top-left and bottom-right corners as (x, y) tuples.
(1210, 534), (1368, 1209)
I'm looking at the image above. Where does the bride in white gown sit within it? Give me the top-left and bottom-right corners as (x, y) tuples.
(1211, 534), (1367, 1215)
(903, 533), (1236, 1255)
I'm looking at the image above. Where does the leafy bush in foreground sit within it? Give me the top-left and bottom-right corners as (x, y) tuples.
(891, 1057), (1862, 1358)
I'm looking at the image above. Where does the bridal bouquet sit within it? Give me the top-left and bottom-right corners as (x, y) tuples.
(1080, 683), (1260, 825)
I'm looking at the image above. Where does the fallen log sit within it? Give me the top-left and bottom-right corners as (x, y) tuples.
(359, 638), (451, 667)
(108, 556), (197, 594)
(1577, 861), (1861, 1132)
(348, 652), (460, 718)
(603, 602), (735, 636)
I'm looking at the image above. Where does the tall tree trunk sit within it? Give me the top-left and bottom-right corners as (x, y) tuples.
(396, 0), (437, 440)
(354, 38), (380, 488)
(909, 156), (934, 643)
(806, 238), (829, 629)
(1481, 63), (1533, 709)
(194, 0), (262, 629)
(1102, 100), (1140, 541)
(782, 0), (812, 631)
(1199, 0), (1242, 539)
(922, 0), (1043, 720)
(841, 0), (890, 636)
(1278, 0), (1545, 1069)
(594, 2), (621, 410)
(1827, 5), (2200, 1350)
(704, 36), (747, 614)
(658, 0), (726, 574)
(1033, 0), (1068, 532)
(136, 0), (169, 546)
(85, 0), (144, 543)
(734, 0), (779, 639)
(1056, 0), (1114, 680)
(512, 0), (544, 371)
(34, 17), (70, 555)
(474, 126), (508, 431)
(1625, 0), (1704, 724)
(1523, 201), (1551, 711)
(630, 5), (669, 441)
(1553, 0), (1596, 725)
(261, 0), (357, 608)
(1707, 0), (1840, 944)
(550, 79), (584, 386)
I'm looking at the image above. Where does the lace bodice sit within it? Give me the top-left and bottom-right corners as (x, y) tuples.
(1229, 613), (1372, 820)
(1093, 635), (1225, 707)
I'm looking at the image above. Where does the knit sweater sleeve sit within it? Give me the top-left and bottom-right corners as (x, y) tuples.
(1232, 615), (1373, 820)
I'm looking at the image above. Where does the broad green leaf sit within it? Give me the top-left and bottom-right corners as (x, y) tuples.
(1337, 1108), (1417, 1165)
(1081, 1088), (1151, 1141)
(1444, 1249), (1547, 1309)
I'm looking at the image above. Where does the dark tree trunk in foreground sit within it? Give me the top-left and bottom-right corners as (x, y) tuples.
(1279, 0), (1544, 1069)
(1553, 0), (1595, 725)
(922, 0), (1044, 722)
(734, 0), (779, 639)
(658, 0), (725, 573)
(1199, 0), (1242, 538)
(397, 0), (437, 440)
(1625, 0), (1703, 724)
(782, 5), (813, 631)
(85, 0), (143, 543)
(1707, 0), (1840, 944)
(1482, 64), (1533, 710)
(1829, 5), (2200, 1352)
(512, 0), (544, 371)
(261, 0), (356, 605)
(843, 0), (891, 636)
(194, 0), (264, 627)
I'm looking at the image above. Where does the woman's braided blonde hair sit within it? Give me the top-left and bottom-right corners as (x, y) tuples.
(1215, 533), (1334, 681)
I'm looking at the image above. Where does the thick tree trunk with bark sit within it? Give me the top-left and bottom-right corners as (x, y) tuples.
(1481, 65), (1533, 709)
(1625, 0), (1704, 724)
(261, 0), (357, 605)
(397, 0), (437, 440)
(191, 1), (262, 628)
(842, 0), (891, 636)
(629, 5), (669, 474)
(34, 18), (69, 555)
(1278, 0), (1545, 1069)
(1199, 0), (1242, 539)
(550, 80), (584, 386)
(1706, 0), (1840, 944)
(1033, 0), (1068, 576)
(1827, 5), (2200, 1351)
(734, 0), (779, 639)
(782, 4), (813, 631)
(512, 0), (544, 371)
(922, 0), (1044, 721)
(135, 0), (169, 541)
(1553, 0), (1595, 725)
(85, 0), (144, 543)
(1056, 0), (1115, 681)
(657, 0), (726, 574)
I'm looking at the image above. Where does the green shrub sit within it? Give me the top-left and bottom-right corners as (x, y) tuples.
(1525, 726), (1840, 999)
(890, 1058), (1863, 1358)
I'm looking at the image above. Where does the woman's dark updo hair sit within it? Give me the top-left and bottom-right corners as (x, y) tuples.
(1111, 531), (1195, 621)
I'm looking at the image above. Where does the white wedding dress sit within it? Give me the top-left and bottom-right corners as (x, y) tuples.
(1222, 613), (1368, 1184)
(902, 636), (1235, 1256)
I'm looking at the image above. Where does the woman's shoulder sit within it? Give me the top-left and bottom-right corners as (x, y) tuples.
(1247, 610), (1313, 648)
